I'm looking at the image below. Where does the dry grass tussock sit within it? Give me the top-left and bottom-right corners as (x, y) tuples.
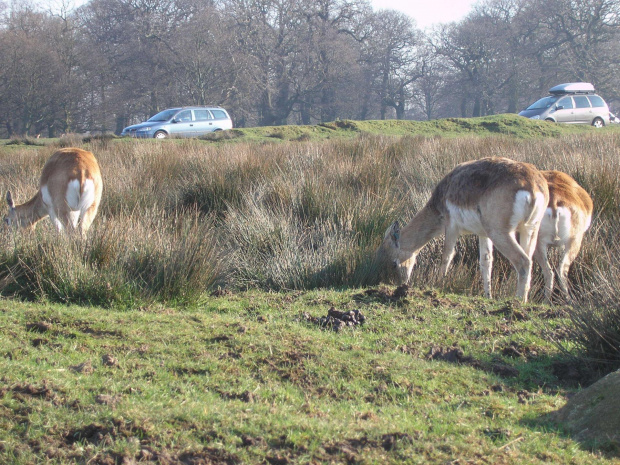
(0, 133), (619, 326)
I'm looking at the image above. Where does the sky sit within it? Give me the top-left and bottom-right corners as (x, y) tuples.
(369, 0), (478, 29)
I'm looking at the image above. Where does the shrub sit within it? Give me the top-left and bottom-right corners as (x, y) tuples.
(0, 212), (221, 307)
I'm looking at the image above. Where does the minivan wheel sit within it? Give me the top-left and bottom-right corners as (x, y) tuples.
(544, 118), (555, 123)
(154, 131), (168, 139)
(592, 118), (605, 128)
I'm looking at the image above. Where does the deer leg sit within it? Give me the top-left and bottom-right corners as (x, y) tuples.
(47, 205), (65, 232)
(79, 203), (100, 237)
(557, 234), (584, 298)
(517, 223), (539, 259)
(479, 236), (494, 298)
(487, 231), (533, 302)
(439, 225), (459, 278)
(534, 241), (554, 302)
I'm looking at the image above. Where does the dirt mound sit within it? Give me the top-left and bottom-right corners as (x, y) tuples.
(551, 370), (620, 452)
(303, 307), (366, 332)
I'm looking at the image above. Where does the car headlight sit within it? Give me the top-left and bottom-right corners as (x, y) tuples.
(138, 127), (151, 132)
(530, 115), (540, 120)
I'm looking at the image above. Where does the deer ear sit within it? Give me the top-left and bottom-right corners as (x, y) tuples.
(390, 221), (400, 246)
(6, 191), (15, 209)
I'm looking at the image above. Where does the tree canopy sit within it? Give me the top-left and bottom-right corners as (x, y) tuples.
(0, 0), (618, 136)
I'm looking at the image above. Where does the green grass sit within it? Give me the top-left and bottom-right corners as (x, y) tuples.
(0, 288), (612, 464)
(207, 114), (620, 143)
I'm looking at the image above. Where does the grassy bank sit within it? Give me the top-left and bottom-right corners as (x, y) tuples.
(3, 115), (619, 147)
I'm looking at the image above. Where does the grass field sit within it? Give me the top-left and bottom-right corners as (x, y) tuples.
(1, 115), (619, 463)
(1, 288), (615, 464)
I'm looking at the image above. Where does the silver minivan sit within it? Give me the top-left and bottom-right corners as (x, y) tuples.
(121, 106), (233, 138)
(519, 83), (610, 128)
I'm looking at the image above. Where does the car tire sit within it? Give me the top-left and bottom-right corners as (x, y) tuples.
(544, 118), (555, 123)
(154, 131), (168, 139)
(592, 118), (605, 128)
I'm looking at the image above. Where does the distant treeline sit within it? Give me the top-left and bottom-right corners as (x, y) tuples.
(0, 0), (618, 137)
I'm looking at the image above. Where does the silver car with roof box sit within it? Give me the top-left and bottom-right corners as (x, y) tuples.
(121, 106), (233, 138)
(519, 82), (610, 128)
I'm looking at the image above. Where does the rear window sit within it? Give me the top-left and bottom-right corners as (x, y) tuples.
(573, 96), (591, 109)
(588, 95), (606, 108)
(211, 110), (228, 119)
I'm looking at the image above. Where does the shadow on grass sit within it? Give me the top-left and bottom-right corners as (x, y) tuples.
(525, 370), (620, 459)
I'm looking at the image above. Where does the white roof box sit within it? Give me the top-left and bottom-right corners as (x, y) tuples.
(549, 82), (595, 95)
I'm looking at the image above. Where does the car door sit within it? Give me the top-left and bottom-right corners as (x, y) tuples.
(168, 110), (194, 137)
(553, 96), (575, 123)
(572, 95), (592, 124)
(192, 109), (215, 135)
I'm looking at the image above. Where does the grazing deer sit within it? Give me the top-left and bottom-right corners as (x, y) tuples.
(5, 148), (102, 237)
(534, 170), (593, 300)
(377, 157), (549, 302)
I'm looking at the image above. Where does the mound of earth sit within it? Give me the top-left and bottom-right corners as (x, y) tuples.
(303, 307), (366, 332)
(551, 369), (620, 450)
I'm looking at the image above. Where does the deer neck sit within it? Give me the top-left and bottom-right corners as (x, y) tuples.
(15, 192), (48, 228)
(399, 204), (445, 256)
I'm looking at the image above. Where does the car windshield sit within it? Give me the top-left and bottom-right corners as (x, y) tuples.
(526, 96), (559, 110)
(147, 109), (178, 122)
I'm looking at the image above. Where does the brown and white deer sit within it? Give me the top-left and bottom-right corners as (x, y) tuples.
(376, 157), (549, 302)
(5, 148), (102, 237)
(534, 170), (593, 300)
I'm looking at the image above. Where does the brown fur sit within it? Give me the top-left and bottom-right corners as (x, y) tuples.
(543, 170), (593, 221)
(429, 157), (547, 212)
(377, 157), (549, 302)
(5, 148), (103, 236)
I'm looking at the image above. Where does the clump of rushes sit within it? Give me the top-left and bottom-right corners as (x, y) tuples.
(0, 211), (221, 307)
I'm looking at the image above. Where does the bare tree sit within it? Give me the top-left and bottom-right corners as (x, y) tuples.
(0, 6), (73, 136)
(362, 9), (420, 119)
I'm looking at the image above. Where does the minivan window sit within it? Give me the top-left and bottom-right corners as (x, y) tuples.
(588, 95), (605, 108)
(557, 97), (574, 109)
(526, 96), (559, 110)
(211, 110), (228, 119)
(194, 109), (213, 121)
(573, 96), (591, 109)
(148, 109), (178, 122)
(176, 110), (192, 122)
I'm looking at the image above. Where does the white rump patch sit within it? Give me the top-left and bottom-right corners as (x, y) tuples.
(66, 178), (96, 213)
(509, 191), (532, 228)
(41, 184), (53, 208)
(540, 206), (586, 247)
(510, 190), (546, 229)
(40, 180), (96, 231)
(555, 206), (573, 241)
(65, 179), (82, 210)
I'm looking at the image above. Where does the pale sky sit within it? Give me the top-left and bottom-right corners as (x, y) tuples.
(369, 0), (478, 29)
